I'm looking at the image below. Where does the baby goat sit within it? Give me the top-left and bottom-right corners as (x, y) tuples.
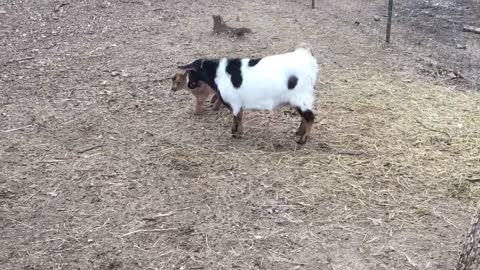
(171, 71), (222, 115)
(178, 44), (319, 144)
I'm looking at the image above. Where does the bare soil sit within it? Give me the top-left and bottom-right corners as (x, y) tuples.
(1, 1), (479, 270)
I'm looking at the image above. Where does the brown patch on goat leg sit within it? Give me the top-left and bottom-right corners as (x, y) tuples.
(296, 109), (315, 144)
(298, 121), (313, 144)
(232, 109), (244, 138)
(294, 107), (306, 136)
(193, 98), (204, 115)
(210, 94), (218, 103)
(212, 98), (222, 111)
(191, 82), (213, 115)
(295, 119), (306, 136)
(193, 91), (208, 115)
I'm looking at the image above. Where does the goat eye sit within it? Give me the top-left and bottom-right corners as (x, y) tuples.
(188, 82), (197, 88)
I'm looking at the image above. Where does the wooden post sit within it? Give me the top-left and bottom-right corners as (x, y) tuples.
(312, 0), (315, 9)
(386, 0), (394, 43)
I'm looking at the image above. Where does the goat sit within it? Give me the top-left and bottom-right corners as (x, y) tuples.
(171, 71), (222, 115)
(178, 43), (319, 144)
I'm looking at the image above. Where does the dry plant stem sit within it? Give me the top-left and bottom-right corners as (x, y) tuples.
(77, 144), (104, 154)
(414, 118), (451, 140)
(120, 228), (179, 238)
(4, 56), (35, 65)
(463, 25), (480, 34)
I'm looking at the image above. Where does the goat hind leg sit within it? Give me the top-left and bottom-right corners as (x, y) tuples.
(295, 108), (314, 144)
(231, 108), (244, 138)
(295, 119), (306, 136)
(294, 107), (306, 136)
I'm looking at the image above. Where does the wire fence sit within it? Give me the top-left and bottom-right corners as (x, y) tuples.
(310, 0), (480, 87)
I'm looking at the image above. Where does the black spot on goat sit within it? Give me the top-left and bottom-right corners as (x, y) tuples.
(226, 58), (243, 88)
(287, 75), (298, 90)
(248, 58), (262, 67)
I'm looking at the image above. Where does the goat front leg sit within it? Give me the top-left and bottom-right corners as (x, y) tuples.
(212, 98), (222, 111)
(210, 94), (218, 103)
(295, 108), (315, 144)
(193, 92), (208, 115)
(231, 108), (244, 138)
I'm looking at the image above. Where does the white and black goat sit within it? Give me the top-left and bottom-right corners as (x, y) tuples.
(178, 44), (319, 144)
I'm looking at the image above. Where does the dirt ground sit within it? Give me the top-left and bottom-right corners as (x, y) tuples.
(1, 0), (480, 269)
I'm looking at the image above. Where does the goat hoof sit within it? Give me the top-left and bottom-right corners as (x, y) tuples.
(232, 133), (242, 139)
(295, 129), (305, 136)
(296, 137), (308, 144)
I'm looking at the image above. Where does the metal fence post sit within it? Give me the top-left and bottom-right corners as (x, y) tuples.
(386, 0), (394, 43)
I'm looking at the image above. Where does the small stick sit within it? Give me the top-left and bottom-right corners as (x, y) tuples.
(77, 144), (103, 154)
(312, 0), (315, 9)
(463, 25), (480, 34)
(1, 125), (33, 132)
(38, 159), (65, 163)
(120, 228), (178, 238)
(401, 252), (417, 267)
(335, 150), (366, 156)
(54, 2), (70, 12)
(270, 255), (308, 265)
(156, 76), (172, 82)
(142, 211), (175, 221)
(414, 119), (451, 140)
(6, 217), (34, 229)
(467, 178), (480, 183)
(4, 56), (35, 65)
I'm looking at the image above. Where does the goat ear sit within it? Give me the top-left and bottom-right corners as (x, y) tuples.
(178, 59), (203, 71)
(177, 63), (195, 71)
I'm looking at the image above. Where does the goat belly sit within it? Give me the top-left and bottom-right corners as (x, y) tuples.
(241, 97), (290, 111)
(242, 99), (276, 111)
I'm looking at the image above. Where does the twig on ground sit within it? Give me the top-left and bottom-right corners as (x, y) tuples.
(1, 125), (33, 133)
(54, 2), (70, 12)
(467, 178), (480, 183)
(6, 217), (34, 229)
(77, 144), (104, 154)
(120, 228), (178, 238)
(269, 255), (308, 265)
(401, 251), (417, 267)
(463, 25), (480, 34)
(4, 56), (35, 65)
(335, 150), (367, 156)
(142, 211), (175, 221)
(414, 119), (451, 140)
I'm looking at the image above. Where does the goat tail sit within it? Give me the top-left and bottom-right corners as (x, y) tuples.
(295, 42), (312, 54)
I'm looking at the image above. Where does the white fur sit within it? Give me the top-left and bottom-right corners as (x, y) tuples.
(214, 47), (319, 116)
